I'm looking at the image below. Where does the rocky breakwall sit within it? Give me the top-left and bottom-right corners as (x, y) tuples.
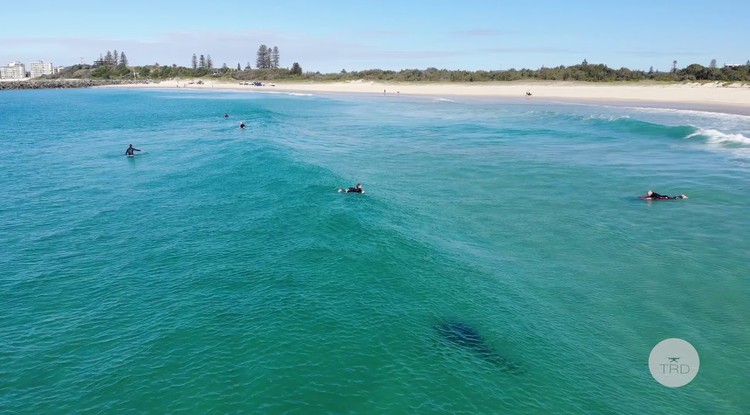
(0, 79), (144, 90)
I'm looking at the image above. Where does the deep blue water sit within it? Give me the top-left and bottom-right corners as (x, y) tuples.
(1, 88), (749, 414)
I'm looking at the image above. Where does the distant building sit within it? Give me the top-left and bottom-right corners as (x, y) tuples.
(30, 61), (53, 78)
(0, 61), (26, 79)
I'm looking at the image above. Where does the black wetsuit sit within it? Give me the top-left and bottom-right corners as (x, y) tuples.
(346, 187), (363, 193)
(649, 192), (671, 199)
(125, 146), (140, 156)
(648, 192), (684, 200)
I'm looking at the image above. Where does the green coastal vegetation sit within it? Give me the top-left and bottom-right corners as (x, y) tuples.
(42, 46), (750, 84)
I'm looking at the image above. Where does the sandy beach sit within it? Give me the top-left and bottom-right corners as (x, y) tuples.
(106, 79), (750, 113)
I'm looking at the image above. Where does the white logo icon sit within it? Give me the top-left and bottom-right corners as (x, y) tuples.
(649, 338), (699, 387)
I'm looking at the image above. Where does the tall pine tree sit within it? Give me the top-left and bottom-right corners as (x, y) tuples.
(256, 45), (268, 69)
(272, 46), (280, 69)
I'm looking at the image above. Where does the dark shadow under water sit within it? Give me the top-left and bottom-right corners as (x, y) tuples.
(435, 320), (523, 374)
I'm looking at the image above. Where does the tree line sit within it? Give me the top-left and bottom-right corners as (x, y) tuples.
(94, 50), (128, 67)
(189, 53), (216, 77)
(191, 54), (213, 70)
(90, 50), (130, 78)
(256, 45), (280, 69)
(51, 54), (750, 83)
(300, 61), (750, 83)
(70, 43), (303, 80)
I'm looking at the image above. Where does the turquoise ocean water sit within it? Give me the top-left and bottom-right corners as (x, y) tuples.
(1, 88), (748, 414)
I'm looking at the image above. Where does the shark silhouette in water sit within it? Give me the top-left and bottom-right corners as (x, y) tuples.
(435, 320), (523, 373)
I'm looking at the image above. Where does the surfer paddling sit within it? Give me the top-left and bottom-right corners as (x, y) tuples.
(338, 183), (364, 194)
(642, 190), (688, 200)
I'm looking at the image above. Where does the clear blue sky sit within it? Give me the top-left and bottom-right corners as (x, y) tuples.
(1, 0), (747, 73)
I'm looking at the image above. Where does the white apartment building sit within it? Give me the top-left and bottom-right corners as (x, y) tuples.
(30, 61), (53, 78)
(0, 61), (26, 79)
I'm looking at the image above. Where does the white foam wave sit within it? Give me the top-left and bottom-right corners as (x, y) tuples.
(586, 114), (630, 121)
(687, 129), (750, 146)
(434, 97), (457, 103)
(247, 90), (314, 98)
(628, 106), (750, 123)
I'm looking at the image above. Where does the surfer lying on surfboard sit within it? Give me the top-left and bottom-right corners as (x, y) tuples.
(338, 183), (364, 194)
(125, 144), (141, 156)
(641, 190), (688, 200)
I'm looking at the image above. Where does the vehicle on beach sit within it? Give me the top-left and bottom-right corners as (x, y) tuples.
(238, 81), (274, 86)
